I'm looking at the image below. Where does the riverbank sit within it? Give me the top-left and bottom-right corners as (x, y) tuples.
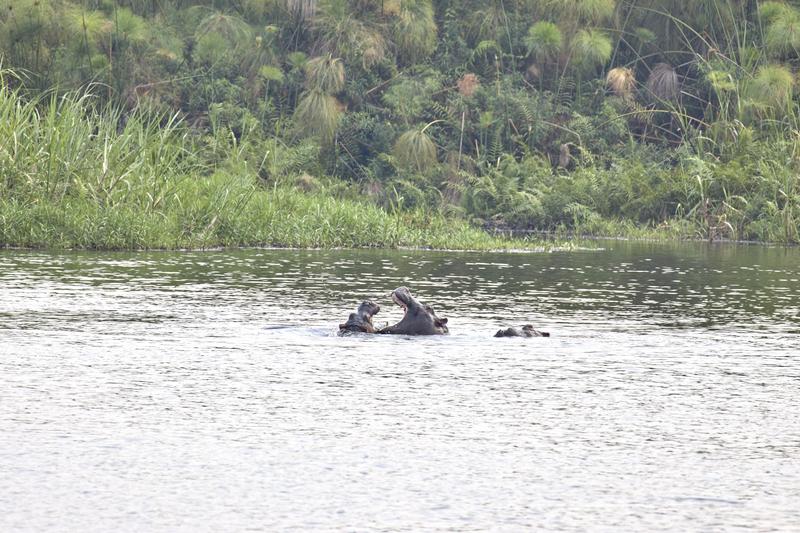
(0, 183), (544, 251)
(1, 79), (797, 251)
(0, 82), (542, 251)
(2, 180), (791, 251)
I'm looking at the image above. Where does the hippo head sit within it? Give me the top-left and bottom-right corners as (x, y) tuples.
(357, 300), (381, 319)
(381, 287), (448, 335)
(390, 286), (416, 312)
(339, 300), (381, 334)
(494, 324), (550, 337)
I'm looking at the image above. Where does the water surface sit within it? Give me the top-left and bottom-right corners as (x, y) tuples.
(1, 242), (798, 531)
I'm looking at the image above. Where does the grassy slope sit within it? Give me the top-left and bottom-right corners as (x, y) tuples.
(0, 73), (788, 250)
(0, 180), (542, 251)
(0, 83), (549, 251)
(3, 3), (800, 246)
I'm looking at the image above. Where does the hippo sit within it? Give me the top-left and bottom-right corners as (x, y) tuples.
(338, 300), (381, 334)
(494, 325), (550, 338)
(378, 287), (449, 335)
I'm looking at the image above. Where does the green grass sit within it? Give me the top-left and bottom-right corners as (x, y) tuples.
(0, 74), (549, 251)
(0, 185), (547, 250)
(1, 70), (795, 251)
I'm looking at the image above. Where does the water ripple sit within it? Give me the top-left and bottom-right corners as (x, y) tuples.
(1, 242), (799, 531)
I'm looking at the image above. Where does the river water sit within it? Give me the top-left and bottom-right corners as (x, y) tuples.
(1, 242), (798, 531)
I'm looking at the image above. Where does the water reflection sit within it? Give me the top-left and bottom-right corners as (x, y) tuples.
(0, 242), (798, 531)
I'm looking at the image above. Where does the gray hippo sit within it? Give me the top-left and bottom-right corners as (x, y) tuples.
(378, 287), (449, 335)
(494, 324), (550, 337)
(339, 300), (381, 334)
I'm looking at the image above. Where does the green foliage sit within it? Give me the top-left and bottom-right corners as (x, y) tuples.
(4, 1), (800, 245)
(195, 12), (252, 44)
(393, 124), (438, 173)
(464, 155), (548, 228)
(305, 54), (346, 93)
(0, 183), (540, 250)
(0, 79), (537, 250)
(546, 0), (616, 25)
(393, 0), (437, 65)
(764, 6), (800, 59)
(0, 81), (199, 210)
(760, 2), (792, 25)
(314, 0), (386, 68)
(259, 65), (284, 83)
(570, 29), (612, 73)
(336, 112), (396, 179)
(293, 88), (342, 143)
(112, 7), (149, 44)
(382, 70), (441, 123)
(195, 32), (231, 65)
(633, 27), (656, 45)
(752, 64), (794, 109)
(525, 21), (563, 63)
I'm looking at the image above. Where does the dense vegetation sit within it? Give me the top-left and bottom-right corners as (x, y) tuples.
(2, 0), (800, 247)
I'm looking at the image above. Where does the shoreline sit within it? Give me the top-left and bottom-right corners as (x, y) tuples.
(2, 230), (795, 253)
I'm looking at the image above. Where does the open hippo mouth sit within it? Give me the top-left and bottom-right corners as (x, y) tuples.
(381, 287), (448, 335)
(392, 292), (407, 312)
(391, 287), (415, 314)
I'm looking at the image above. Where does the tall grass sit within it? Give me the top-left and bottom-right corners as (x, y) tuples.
(0, 73), (200, 209)
(0, 77), (540, 251)
(0, 184), (543, 250)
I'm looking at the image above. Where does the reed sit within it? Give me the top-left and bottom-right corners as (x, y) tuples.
(0, 73), (201, 210)
(0, 186), (545, 250)
(0, 78), (543, 250)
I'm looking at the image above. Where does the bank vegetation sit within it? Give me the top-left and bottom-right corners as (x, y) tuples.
(2, 1), (800, 247)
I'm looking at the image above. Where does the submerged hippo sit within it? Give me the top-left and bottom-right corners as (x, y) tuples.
(494, 324), (550, 338)
(379, 287), (449, 335)
(338, 300), (381, 334)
